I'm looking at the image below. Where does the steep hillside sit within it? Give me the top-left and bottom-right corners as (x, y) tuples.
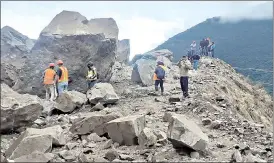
(154, 17), (273, 94)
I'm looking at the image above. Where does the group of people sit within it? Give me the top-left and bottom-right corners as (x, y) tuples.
(42, 60), (98, 101)
(189, 38), (216, 58)
(153, 55), (192, 98)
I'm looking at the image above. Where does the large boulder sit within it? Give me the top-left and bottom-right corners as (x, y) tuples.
(167, 114), (209, 151)
(106, 115), (146, 145)
(1, 83), (43, 133)
(86, 83), (119, 105)
(130, 49), (173, 67)
(131, 59), (156, 86)
(13, 11), (118, 97)
(5, 125), (65, 159)
(41, 10), (119, 39)
(117, 39), (130, 64)
(70, 112), (121, 135)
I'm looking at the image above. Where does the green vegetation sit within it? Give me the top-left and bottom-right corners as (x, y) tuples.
(154, 17), (273, 95)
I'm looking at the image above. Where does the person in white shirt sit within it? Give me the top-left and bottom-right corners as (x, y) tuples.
(190, 41), (196, 55)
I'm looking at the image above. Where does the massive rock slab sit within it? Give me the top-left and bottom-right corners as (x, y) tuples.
(167, 114), (209, 151)
(12, 10), (118, 97)
(117, 39), (130, 64)
(131, 59), (156, 86)
(41, 10), (119, 39)
(13, 33), (117, 96)
(86, 83), (119, 105)
(106, 115), (146, 145)
(5, 125), (65, 159)
(70, 112), (121, 135)
(0, 83), (43, 133)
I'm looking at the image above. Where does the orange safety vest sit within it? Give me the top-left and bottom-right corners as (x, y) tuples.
(43, 68), (56, 85)
(58, 66), (68, 83)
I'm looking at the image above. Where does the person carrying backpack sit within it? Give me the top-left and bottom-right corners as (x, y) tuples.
(86, 62), (98, 90)
(153, 61), (167, 95)
(191, 54), (201, 71)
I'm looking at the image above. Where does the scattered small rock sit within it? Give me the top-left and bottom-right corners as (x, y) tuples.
(102, 140), (113, 149)
(202, 118), (212, 126)
(105, 150), (120, 161)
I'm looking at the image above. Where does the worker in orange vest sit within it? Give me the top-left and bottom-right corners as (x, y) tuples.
(43, 63), (57, 101)
(56, 60), (69, 95)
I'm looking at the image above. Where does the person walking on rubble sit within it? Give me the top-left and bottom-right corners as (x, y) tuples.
(177, 55), (192, 98)
(43, 63), (57, 101)
(153, 61), (167, 95)
(191, 53), (201, 71)
(56, 60), (69, 95)
(86, 62), (98, 90)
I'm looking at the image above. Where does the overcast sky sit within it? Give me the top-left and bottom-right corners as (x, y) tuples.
(1, 1), (272, 59)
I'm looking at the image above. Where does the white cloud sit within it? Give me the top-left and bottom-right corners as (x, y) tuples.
(117, 16), (184, 59)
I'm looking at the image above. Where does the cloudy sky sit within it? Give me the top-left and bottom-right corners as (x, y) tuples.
(1, 1), (272, 59)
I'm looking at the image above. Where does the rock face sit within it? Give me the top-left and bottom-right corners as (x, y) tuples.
(86, 83), (119, 105)
(0, 83), (43, 133)
(69, 112), (121, 135)
(131, 59), (156, 86)
(1, 26), (35, 57)
(106, 115), (146, 145)
(167, 114), (209, 151)
(1, 26), (34, 87)
(117, 39), (130, 64)
(5, 125), (65, 160)
(13, 33), (116, 96)
(41, 10), (119, 39)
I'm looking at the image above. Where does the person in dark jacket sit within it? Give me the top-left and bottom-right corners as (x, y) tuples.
(191, 54), (201, 70)
(153, 61), (167, 95)
(205, 38), (209, 56)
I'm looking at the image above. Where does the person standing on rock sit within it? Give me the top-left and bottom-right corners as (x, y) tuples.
(153, 61), (167, 95)
(56, 60), (69, 95)
(210, 42), (216, 58)
(86, 62), (98, 90)
(177, 56), (192, 98)
(43, 63), (57, 101)
(190, 41), (196, 56)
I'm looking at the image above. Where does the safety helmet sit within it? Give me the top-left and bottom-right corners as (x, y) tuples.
(49, 63), (55, 67)
(87, 62), (93, 67)
(57, 60), (63, 65)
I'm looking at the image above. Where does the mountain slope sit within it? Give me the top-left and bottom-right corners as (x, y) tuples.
(153, 17), (273, 94)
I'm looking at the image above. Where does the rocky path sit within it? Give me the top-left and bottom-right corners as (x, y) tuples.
(1, 57), (273, 162)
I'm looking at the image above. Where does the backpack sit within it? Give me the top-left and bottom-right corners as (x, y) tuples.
(156, 66), (165, 80)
